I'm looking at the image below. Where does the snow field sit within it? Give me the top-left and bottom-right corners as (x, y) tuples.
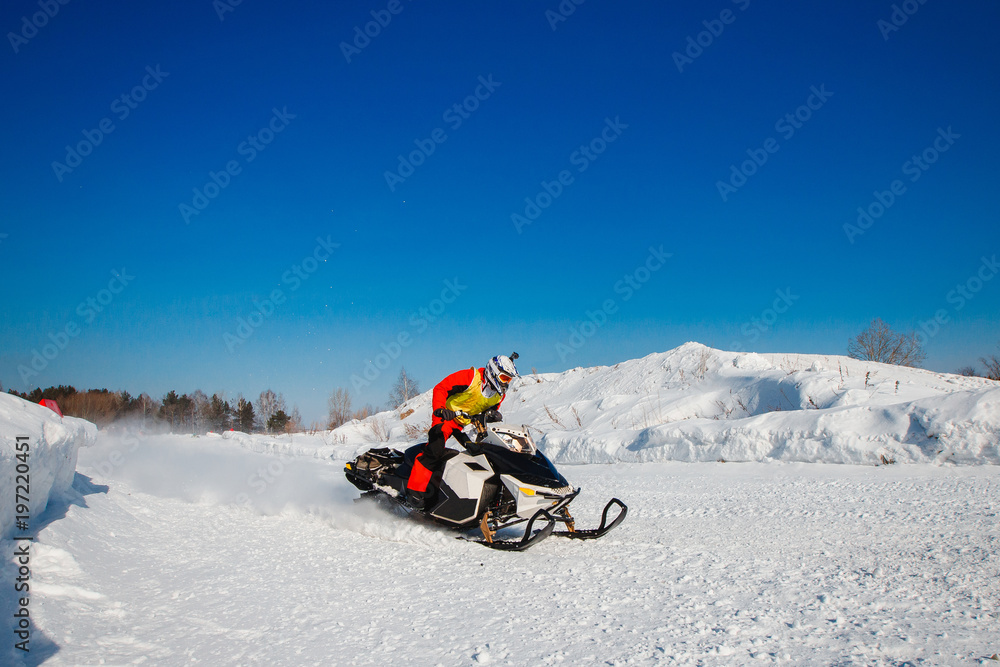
(8, 432), (998, 666)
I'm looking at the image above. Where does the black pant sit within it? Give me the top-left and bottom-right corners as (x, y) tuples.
(421, 423), (450, 470)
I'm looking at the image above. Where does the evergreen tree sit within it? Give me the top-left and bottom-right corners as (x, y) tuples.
(117, 390), (133, 420)
(176, 394), (194, 433)
(206, 393), (232, 432)
(267, 409), (291, 433)
(235, 397), (256, 433)
(159, 391), (181, 430)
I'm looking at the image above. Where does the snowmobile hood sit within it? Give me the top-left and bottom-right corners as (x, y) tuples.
(479, 443), (569, 489)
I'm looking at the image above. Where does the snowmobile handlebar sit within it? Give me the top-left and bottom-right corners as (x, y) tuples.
(449, 410), (493, 445)
(454, 409), (502, 424)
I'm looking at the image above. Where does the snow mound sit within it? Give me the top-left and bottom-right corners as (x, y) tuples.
(321, 343), (1000, 466)
(1, 394), (98, 538)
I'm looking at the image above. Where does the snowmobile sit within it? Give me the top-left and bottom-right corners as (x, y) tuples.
(344, 411), (627, 551)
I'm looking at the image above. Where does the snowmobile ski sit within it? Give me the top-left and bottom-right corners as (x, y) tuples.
(552, 498), (627, 540)
(465, 508), (556, 552)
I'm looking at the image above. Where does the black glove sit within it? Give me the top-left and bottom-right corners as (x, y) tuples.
(483, 408), (502, 423)
(434, 408), (457, 421)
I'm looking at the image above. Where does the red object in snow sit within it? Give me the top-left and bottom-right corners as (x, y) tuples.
(40, 399), (64, 417)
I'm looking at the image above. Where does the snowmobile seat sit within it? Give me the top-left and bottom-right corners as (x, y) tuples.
(403, 443), (461, 468)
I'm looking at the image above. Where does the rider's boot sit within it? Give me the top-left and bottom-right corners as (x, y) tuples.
(405, 489), (427, 510)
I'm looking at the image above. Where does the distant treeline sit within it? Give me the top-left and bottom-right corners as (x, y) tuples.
(7, 385), (304, 434)
(5, 368), (425, 434)
(5, 383), (400, 434)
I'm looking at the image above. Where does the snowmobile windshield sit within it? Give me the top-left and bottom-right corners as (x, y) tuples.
(482, 425), (537, 455)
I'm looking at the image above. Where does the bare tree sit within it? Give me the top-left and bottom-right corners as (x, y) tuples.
(137, 392), (157, 428)
(353, 404), (378, 420)
(847, 318), (925, 367)
(289, 406), (303, 432)
(388, 367), (421, 410)
(191, 390), (209, 433)
(327, 388), (353, 429)
(981, 344), (1000, 380)
(256, 389), (285, 432)
(956, 366), (979, 377)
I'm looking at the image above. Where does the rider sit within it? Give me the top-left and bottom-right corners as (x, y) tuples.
(405, 353), (519, 509)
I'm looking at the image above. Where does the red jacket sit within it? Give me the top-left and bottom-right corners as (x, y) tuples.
(432, 367), (505, 423)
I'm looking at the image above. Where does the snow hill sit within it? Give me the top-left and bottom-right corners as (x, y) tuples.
(308, 342), (999, 467)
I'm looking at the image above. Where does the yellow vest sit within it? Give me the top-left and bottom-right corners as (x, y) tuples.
(445, 367), (503, 426)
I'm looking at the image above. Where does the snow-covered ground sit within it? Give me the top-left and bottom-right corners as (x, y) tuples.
(2, 344), (999, 665)
(8, 434), (999, 666)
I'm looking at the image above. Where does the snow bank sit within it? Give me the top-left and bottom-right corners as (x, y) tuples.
(0, 394), (98, 538)
(318, 343), (1000, 466)
(159, 344), (998, 468)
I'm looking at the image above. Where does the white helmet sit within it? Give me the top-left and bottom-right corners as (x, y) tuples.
(485, 353), (519, 395)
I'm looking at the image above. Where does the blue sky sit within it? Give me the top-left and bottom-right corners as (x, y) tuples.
(2, 0), (998, 424)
